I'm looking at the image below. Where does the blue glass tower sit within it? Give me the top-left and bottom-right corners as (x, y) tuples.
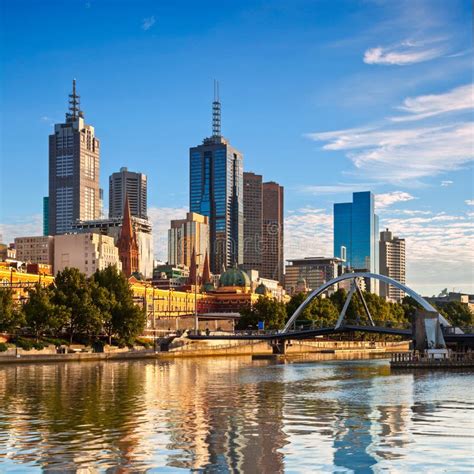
(189, 84), (243, 273)
(333, 191), (379, 274)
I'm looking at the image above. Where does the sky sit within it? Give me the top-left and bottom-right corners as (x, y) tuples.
(0, 0), (472, 295)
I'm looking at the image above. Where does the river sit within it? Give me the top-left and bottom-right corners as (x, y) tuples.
(0, 355), (472, 473)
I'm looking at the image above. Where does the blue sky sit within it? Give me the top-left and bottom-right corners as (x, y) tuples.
(0, 0), (473, 294)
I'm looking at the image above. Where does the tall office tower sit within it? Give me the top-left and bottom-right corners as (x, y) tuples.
(43, 197), (49, 236)
(262, 181), (284, 283)
(379, 228), (406, 301)
(48, 80), (101, 235)
(109, 167), (148, 219)
(243, 172), (263, 271)
(168, 212), (209, 268)
(189, 82), (243, 273)
(333, 191), (379, 293)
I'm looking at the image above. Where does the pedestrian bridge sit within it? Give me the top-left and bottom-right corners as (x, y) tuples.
(188, 273), (473, 346)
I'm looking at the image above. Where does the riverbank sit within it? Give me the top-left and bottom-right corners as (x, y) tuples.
(0, 339), (409, 364)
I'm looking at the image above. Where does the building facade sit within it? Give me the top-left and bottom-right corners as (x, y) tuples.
(334, 191), (379, 292)
(72, 216), (154, 278)
(14, 236), (54, 266)
(379, 228), (406, 301)
(243, 172), (263, 271)
(43, 197), (49, 236)
(109, 167), (148, 219)
(262, 181), (284, 283)
(48, 80), (101, 235)
(54, 233), (121, 277)
(243, 173), (284, 283)
(168, 212), (209, 269)
(285, 257), (343, 295)
(189, 90), (243, 273)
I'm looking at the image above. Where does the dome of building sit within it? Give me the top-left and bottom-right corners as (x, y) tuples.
(219, 266), (251, 288)
(255, 282), (269, 295)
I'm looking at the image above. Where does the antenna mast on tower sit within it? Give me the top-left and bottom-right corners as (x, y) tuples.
(212, 80), (221, 137)
(67, 78), (83, 121)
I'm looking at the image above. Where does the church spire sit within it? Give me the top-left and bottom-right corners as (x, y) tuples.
(117, 195), (139, 277)
(202, 251), (211, 285)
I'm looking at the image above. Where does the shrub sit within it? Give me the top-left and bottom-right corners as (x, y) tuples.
(14, 337), (34, 351)
(135, 337), (151, 349)
(0, 343), (8, 352)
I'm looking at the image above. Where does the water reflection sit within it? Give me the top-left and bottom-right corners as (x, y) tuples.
(0, 357), (472, 472)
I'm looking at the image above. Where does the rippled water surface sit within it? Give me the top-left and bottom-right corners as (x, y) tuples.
(0, 356), (473, 473)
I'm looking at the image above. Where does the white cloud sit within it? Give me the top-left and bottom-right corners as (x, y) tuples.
(148, 206), (187, 261)
(364, 45), (443, 66)
(375, 191), (416, 210)
(391, 84), (473, 122)
(141, 16), (156, 31)
(307, 84), (474, 184)
(0, 215), (43, 245)
(297, 183), (371, 195)
(441, 180), (453, 187)
(466, 200), (474, 206)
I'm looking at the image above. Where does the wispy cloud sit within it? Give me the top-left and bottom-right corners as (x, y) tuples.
(466, 200), (474, 206)
(141, 16), (156, 31)
(0, 215), (42, 245)
(375, 191), (416, 210)
(307, 84), (474, 184)
(363, 38), (446, 66)
(297, 183), (372, 195)
(441, 180), (453, 187)
(391, 84), (473, 122)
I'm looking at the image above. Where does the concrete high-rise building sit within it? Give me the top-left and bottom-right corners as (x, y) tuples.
(379, 228), (406, 301)
(48, 80), (101, 235)
(262, 181), (284, 283)
(168, 212), (209, 269)
(189, 83), (243, 273)
(285, 257), (343, 295)
(243, 172), (263, 271)
(334, 191), (379, 293)
(243, 173), (284, 283)
(14, 236), (54, 266)
(109, 167), (148, 219)
(54, 233), (121, 277)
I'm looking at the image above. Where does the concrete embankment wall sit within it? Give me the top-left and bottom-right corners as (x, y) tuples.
(0, 339), (410, 364)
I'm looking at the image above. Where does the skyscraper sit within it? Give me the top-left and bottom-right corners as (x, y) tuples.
(379, 228), (406, 301)
(189, 83), (243, 273)
(243, 173), (284, 283)
(48, 80), (101, 235)
(109, 167), (148, 219)
(334, 191), (379, 291)
(262, 181), (284, 282)
(243, 172), (263, 270)
(168, 212), (209, 269)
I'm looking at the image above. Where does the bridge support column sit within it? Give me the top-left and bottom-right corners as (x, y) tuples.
(270, 339), (287, 355)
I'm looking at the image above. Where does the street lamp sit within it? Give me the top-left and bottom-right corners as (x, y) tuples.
(194, 253), (202, 333)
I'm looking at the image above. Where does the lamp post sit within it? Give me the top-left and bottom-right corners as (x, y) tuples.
(194, 253), (202, 333)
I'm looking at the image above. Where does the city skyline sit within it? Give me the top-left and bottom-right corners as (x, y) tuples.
(0, 0), (472, 294)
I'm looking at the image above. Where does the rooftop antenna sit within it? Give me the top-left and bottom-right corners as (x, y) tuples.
(212, 79), (221, 137)
(67, 78), (83, 121)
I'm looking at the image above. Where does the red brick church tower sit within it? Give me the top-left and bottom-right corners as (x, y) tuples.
(117, 195), (139, 277)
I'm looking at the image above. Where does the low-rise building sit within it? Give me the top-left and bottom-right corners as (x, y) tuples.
(14, 236), (54, 266)
(54, 233), (121, 277)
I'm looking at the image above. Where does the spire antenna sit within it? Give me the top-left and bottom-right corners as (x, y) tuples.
(67, 78), (83, 121)
(212, 79), (221, 137)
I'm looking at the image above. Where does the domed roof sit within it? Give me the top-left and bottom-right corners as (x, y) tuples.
(219, 266), (251, 287)
(255, 282), (269, 295)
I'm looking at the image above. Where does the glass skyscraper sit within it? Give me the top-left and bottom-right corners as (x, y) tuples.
(189, 87), (243, 273)
(333, 191), (379, 274)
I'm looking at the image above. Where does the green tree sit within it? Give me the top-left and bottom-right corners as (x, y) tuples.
(435, 301), (473, 327)
(308, 297), (339, 326)
(0, 287), (24, 333)
(285, 292), (312, 322)
(92, 266), (146, 344)
(52, 268), (101, 342)
(23, 283), (69, 338)
(238, 296), (287, 330)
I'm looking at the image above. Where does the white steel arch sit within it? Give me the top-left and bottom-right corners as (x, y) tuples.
(282, 272), (450, 333)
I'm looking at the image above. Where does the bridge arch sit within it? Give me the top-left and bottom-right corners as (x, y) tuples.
(282, 272), (450, 333)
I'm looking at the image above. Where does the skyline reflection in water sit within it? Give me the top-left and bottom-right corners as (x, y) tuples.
(0, 356), (472, 473)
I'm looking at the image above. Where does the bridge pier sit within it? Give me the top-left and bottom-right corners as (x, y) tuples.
(270, 339), (287, 355)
